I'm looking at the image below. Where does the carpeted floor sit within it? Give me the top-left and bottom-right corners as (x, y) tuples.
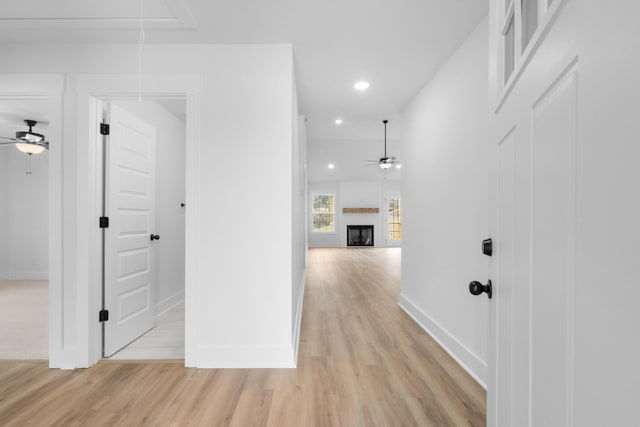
(0, 280), (48, 359)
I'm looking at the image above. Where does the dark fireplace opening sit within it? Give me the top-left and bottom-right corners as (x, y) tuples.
(347, 225), (374, 247)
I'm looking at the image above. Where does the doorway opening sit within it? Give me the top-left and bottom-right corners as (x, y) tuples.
(97, 98), (186, 360)
(0, 98), (51, 360)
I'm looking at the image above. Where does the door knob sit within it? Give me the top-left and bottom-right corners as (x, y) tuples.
(150, 234), (160, 241)
(469, 280), (492, 299)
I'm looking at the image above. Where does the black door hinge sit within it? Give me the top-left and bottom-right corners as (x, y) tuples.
(99, 309), (109, 322)
(99, 216), (109, 228)
(100, 123), (110, 136)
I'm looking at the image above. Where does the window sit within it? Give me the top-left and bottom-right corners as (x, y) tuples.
(504, 14), (516, 83)
(386, 195), (402, 242)
(312, 193), (335, 232)
(521, 0), (539, 52)
(499, 0), (560, 89)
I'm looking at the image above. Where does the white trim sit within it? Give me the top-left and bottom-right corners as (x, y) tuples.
(494, 0), (568, 112)
(7, 272), (49, 281)
(75, 74), (202, 368)
(0, 73), (65, 368)
(292, 274), (306, 366)
(156, 290), (185, 318)
(399, 293), (487, 389)
(501, 2), (515, 35)
(383, 192), (402, 246)
(188, 345), (296, 369)
(0, 0), (195, 31)
(310, 191), (337, 234)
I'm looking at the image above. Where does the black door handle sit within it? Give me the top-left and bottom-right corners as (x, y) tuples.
(150, 234), (160, 241)
(469, 280), (492, 299)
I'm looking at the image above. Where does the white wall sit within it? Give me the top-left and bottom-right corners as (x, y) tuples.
(308, 180), (401, 247)
(0, 148), (9, 278)
(113, 100), (186, 316)
(291, 106), (307, 360)
(5, 148), (49, 280)
(0, 43), (301, 368)
(399, 19), (489, 386)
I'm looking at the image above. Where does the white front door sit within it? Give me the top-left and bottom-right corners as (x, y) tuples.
(384, 193), (402, 245)
(489, 1), (640, 426)
(103, 104), (157, 357)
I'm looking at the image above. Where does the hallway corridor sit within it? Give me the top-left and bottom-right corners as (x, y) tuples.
(0, 248), (485, 426)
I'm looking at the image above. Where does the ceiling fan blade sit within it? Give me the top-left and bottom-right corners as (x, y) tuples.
(0, 141), (16, 145)
(0, 136), (19, 142)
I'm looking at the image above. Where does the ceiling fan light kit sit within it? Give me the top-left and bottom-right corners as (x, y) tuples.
(0, 119), (50, 155)
(0, 119), (50, 174)
(15, 142), (46, 155)
(365, 119), (401, 170)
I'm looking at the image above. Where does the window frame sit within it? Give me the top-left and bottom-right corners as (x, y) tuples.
(495, 0), (566, 111)
(311, 192), (336, 233)
(385, 194), (402, 243)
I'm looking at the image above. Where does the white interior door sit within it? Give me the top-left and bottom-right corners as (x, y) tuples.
(489, 1), (578, 425)
(489, 1), (640, 426)
(103, 103), (157, 357)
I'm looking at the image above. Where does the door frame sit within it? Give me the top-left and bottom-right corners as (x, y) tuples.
(76, 74), (201, 367)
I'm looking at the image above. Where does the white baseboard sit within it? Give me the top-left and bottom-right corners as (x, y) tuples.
(186, 345), (296, 368)
(292, 273), (306, 366)
(398, 293), (487, 388)
(184, 279), (300, 368)
(156, 290), (185, 318)
(7, 272), (49, 281)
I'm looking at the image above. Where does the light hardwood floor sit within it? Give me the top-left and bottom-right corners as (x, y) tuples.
(0, 248), (486, 426)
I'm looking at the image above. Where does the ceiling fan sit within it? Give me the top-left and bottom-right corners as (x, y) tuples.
(0, 119), (50, 155)
(365, 119), (400, 169)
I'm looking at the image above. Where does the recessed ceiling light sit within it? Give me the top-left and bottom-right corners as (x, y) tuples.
(353, 81), (370, 91)
(335, 118), (343, 125)
(328, 164), (335, 169)
(395, 164), (402, 169)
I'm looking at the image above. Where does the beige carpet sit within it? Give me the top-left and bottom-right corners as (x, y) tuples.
(0, 280), (48, 359)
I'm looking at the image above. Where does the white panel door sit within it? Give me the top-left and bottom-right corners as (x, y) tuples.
(104, 104), (157, 357)
(489, 2), (578, 426)
(489, 1), (640, 426)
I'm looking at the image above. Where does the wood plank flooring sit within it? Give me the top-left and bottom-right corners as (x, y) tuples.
(0, 248), (486, 426)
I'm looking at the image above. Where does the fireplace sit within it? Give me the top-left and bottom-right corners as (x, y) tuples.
(347, 225), (374, 247)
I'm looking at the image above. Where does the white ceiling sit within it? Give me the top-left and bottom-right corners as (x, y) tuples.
(307, 136), (402, 183)
(0, 0), (487, 180)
